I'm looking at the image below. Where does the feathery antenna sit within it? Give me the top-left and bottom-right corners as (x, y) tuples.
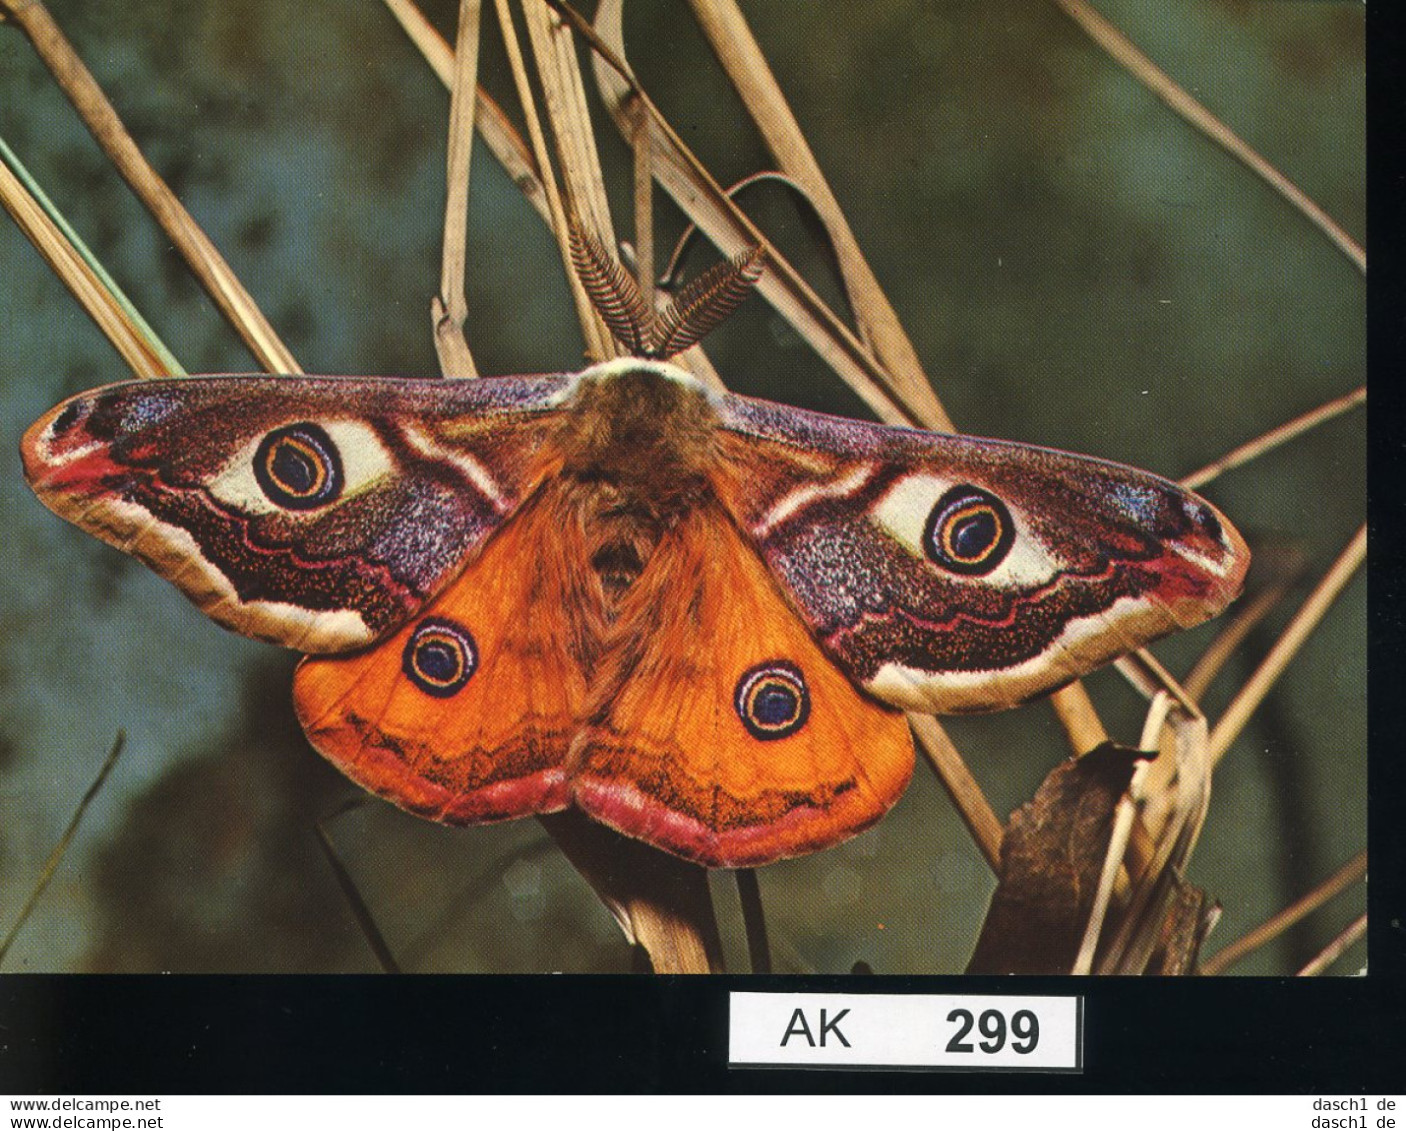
(569, 221), (764, 359)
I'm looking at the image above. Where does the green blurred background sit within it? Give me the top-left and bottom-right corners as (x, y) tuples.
(0, 0), (1364, 974)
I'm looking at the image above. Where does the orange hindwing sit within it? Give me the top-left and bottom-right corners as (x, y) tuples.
(293, 491), (585, 824)
(569, 504), (915, 867)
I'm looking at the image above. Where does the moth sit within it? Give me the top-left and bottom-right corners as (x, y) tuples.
(21, 359), (1247, 867)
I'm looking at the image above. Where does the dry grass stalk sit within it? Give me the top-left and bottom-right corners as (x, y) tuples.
(1183, 563), (1304, 700)
(1100, 651), (1204, 884)
(0, 734), (125, 969)
(683, 0), (949, 429)
(734, 869), (772, 974)
(386, 0), (728, 393)
(538, 812), (723, 973)
(1118, 649), (1205, 738)
(1096, 713), (1213, 973)
(1199, 850), (1367, 976)
(1050, 684), (1111, 754)
(0, 151), (175, 378)
(1, 0), (301, 373)
(522, 0), (613, 242)
(313, 822), (403, 974)
(522, 0), (627, 362)
(381, 0), (552, 222)
(1296, 913), (1366, 977)
(910, 715), (1004, 871)
(434, 0), (485, 380)
(1050, 0), (1365, 274)
(629, 99), (655, 310)
(583, 0), (922, 428)
(1072, 757), (1150, 974)
(1181, 386), (1366, 493)
(1210, 525), (1365, 765)
(1072, 694), (1181, 973)
(1134, 686), (1208, 853)
(491, 0), (612, 361)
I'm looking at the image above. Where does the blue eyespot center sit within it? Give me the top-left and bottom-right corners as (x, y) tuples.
(735, 660), (810, 741)
(951, 510), (998, 559)
(403, 617), (478, 697)
(923, 485), (1014, 575)
(416, 640), (461, 683)
(754, 684), (798, 725)
(272, 444), (317, 494)
(254, 422), (343, 510)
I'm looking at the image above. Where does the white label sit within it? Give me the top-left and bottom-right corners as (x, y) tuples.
(729, 992), (1081, 1071)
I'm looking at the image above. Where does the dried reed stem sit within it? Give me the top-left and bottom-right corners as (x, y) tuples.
(582, 0), (923, 428)
(735, 869), (772, 974)
(381, 0), (551, 222)
(1072, 695), (1178, 974)
(630, 101), (655, 311)
(1050, 684), (1110, 753)
(1050, 0), (1366, 274)
(539, 812), (724, 973)
(0, 146), (175, 377)
(910, 715), (1003, 871)
(1181, 386), (1366, 492)
(314, 822), (402, 974)
(1199, 850), (1367, 976)
(1210, 525), (1365, 765)
(493, 0), (609, 359)
(1099, 711), (1213, 974)
(0, 733), (125, 969)
(1183, 575), (1298, 701)
(1, 0), (301, 373)
(1073, 766), (1145, 975)
(1120, 648), (1204, 724)
(520, 0), (619, 358)
(685, 0), (949, 428)
(1295, 912), (1366, 977)
(434, 0), (484, 379)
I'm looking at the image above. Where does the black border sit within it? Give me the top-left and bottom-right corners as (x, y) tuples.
(1, 975), (1403, 1092)
(0, 2), (1397, 1099)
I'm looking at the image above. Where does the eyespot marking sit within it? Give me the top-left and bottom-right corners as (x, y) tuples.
(253, 423), (343, 510)
(403, 617), (478, 698)
(923, 485), (1014, 575)
(735, 660), (810, 741)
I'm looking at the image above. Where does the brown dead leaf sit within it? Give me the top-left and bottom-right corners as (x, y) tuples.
(965, 742), (1146, 975)
(1147, 882), (1218, 975)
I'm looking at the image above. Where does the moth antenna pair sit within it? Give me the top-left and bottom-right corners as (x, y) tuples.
(569, 223), (766, 360)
